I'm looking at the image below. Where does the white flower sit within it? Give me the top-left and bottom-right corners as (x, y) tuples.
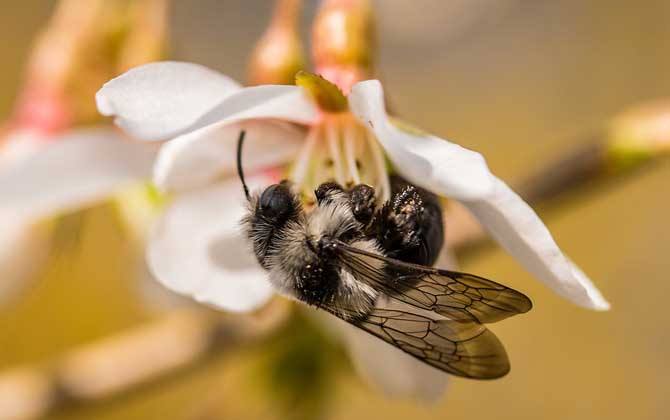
(97, 60), (609, 311)
(0, 126), (159, 304)
(97, 60), (610, 398)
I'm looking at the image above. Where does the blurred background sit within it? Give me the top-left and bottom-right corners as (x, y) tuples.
(0, 0), (669, 419)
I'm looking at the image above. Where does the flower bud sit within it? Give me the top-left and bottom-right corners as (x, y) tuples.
(248, 0), (305, 85)
(118, 0), (169, 72)
(12, 0), (167, 133)
(312, 0), (374, 93)
(607, 100), (670, 171)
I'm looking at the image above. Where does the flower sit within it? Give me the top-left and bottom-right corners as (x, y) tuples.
(97, 62), (609, 313)
(0, 0), (167, 304)
(0, 126), (158, 304)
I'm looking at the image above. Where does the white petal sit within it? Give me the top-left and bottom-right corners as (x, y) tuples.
(136, 264), (199, 312)
(0, 129), (45, 169)
(111, 185), (196, 312)
(463, 178), (609, 310)
(337, 299), (448, 401)
(96, 61), (242, 141)
(146, 177), (275, 312)
(155, 120), (305, 192)
(349, 80), (608, 310)
(0, 128), (157, 220)
(191, 84), (319, 128)
(349, 80), (495, 201)
(0, 215), (51, 306)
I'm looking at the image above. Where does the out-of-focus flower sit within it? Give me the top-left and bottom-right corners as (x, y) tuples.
(97, 0), (609, 400)
(248, 0), (305, 86)
(607, 99), (670, 171)
(0, 0), (167, 305)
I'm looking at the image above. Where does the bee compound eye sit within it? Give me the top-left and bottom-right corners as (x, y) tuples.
(259, 184), (294, 220)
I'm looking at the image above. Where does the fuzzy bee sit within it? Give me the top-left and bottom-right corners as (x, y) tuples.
(237, 132), (532, 379)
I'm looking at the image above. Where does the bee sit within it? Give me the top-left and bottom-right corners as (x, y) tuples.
(237, 131), (532, 379)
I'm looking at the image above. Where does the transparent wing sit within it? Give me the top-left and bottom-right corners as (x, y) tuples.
(333, 240), (532, 323)
(312, 240), (532, 379)
(322, 304), (511, 379)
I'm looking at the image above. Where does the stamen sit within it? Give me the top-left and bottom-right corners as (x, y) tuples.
(291, 124), (320, 186)
(326, 122), (345, 184)
(343, 123), (361, 185)
(364, 127), (391, 202)
(312, 141), (330, 190)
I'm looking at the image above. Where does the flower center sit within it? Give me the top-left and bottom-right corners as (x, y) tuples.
(289, 113), (390, 205)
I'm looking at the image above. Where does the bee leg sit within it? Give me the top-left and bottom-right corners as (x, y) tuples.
(314, 181), (345, 205)
(349, 184), (377, 226)
(376, 176), (444, 266)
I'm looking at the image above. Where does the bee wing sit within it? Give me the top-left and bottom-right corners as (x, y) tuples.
(322, 304), (511, 379)
(333, 240), (532, 324)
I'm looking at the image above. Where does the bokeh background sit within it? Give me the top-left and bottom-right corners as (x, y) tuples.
(1, 0), (669, 419)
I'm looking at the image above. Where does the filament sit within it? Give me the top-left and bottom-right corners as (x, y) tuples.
(290, 125), (319, 185)
(365, 127), (391, 203)
(343, 123), (361, 185)
(326, 123), (345, 185)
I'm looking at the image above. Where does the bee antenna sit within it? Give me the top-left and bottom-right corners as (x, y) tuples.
(236, 130), (251, 201)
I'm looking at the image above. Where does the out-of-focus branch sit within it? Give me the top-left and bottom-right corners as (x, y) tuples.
(515, 138), (607, 206)
(446, 99), (670, 254)
(0, 302), (290, 420)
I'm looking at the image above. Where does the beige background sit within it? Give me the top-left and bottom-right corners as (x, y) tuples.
(0, 1), (668, 419)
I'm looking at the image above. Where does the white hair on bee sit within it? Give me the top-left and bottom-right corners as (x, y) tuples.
(265, 218), (310, 294)
(248, 187), (382, 318)
(334, 237), (384, 314)
(306, 189), (357, 240)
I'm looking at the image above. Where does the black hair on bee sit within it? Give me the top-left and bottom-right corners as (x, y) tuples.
(236, 130), (533, 380)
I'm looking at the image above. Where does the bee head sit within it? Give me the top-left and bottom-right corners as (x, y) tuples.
(258, 181), (298, 223)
